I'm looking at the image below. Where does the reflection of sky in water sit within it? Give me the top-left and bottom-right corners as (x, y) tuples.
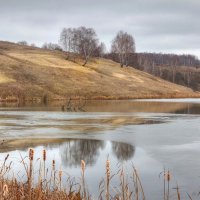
(1, 100), (200, 199)
(0, 140), (164, 200)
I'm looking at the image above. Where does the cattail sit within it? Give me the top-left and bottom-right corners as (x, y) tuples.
(52, 160), (55, 171)
(43, 150), (47, 181)
(43, 150), (46, 161)
(165, 171), (171, 181)
(28, 149), (34, 199)
(59, 170), (62, 181)
(3, 184), (9, 197)
(166, 170), (171, 200)
(106, 160), (110, 180)
(29, 149), (34, 161)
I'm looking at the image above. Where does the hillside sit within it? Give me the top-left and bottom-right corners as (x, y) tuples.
(0, 41), (199, 101)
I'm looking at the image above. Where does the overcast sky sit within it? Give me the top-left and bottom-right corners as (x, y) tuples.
(0, 0), (199, 57)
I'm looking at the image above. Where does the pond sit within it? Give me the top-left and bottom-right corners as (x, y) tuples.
(0, 99), (200, 199)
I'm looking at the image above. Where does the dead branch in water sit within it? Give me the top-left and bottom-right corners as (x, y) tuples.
(62, 97), (87, 112)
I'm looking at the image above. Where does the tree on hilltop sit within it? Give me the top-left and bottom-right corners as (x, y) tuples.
(60, 26), (99, 66)
(111, 31), (135, 67)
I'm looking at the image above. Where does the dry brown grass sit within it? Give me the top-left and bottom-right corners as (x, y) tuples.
(0, 150), (83, 200)
(0, 41), (199, 102)
(0, 149), (194, 200)
(0, 149), (147, 200)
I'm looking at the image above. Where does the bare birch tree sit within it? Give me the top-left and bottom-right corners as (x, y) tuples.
(59, 28), (74, 59)
(111, 31), (135, 67)
(75, 27), (99, 66)
(60, 26), (99, 66)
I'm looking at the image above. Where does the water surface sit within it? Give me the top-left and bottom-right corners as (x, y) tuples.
(0, 99), (200, 199)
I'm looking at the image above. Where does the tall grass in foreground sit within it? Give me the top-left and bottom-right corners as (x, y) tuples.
(0, 149), (193, 200)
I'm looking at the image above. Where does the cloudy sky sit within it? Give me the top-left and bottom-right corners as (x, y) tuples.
(0, 0), (199, 57)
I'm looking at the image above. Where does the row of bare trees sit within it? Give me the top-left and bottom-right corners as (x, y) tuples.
(137, 53), (200, 69)
(42, 42), (62, 51)
(59, 27), (135, 67)
(106, 51), (200, 90)
(132, 53), (200, 86)
(17, 41), (36, 47)
(17, 27), (136, 68)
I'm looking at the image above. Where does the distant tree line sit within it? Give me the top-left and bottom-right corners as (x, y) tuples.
(17, 41), (36, 47)
(136, 53), (200, 68)
(42, 42), (62, 51)
(106, 52), (200, 90)
(136, 53), (200, 88)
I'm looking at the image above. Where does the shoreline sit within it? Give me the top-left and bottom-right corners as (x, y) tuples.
(1, 93), (200, 103)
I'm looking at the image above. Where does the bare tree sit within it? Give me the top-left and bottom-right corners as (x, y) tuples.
(60, 140), (105, 167)
(74, 27), (99, 66)
(112, 142), (135, 161)
(59, 28), (74, 59)
(170, 56), (178, 83)
(59, 26), (99, 66)
(111, 30), (135, 67)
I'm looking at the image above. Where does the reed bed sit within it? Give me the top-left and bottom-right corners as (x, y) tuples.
(0, 149), (193, 200)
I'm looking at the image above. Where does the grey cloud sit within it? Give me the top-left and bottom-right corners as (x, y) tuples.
(0, 0), (199, 57)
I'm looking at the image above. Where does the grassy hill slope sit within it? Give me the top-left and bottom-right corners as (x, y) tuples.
(0, 41), (199, 101)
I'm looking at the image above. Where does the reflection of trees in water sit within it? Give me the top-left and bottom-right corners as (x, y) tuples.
(60, 140), (105, 167)
(112, 142), (135, 161)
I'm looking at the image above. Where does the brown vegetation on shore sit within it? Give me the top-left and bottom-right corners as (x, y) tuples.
(0, 149), (145, 200)
(0, 149), (195, 200)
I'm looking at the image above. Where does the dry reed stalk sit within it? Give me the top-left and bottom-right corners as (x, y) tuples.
(106, 159), (110, 200)
(52, 160), (56, 188)
(0, 154), (9, 199)
(59, 169), (63, 191)
(186, 192), (193, 200)
(43, 149), (46, 181)
(28, 148), (34, 200)
(176, 183), (180, 200)
(81, 160), (86, 200)
(48, 159), (55, 191)
(166, 170), (171, 200)
(0, 154), (9, 175)
(164, 167), (166, 200)
(133, 166), (145, 200)
(53, 169), (56, 190)
(0, 149), (188, 200)
(120, 167), (125, 200)
(52, 160), (55, 171)
(132, 167), (139, 200)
